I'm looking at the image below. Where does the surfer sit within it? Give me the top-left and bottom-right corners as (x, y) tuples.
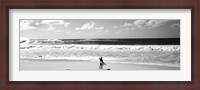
(99, 57), (106, 69)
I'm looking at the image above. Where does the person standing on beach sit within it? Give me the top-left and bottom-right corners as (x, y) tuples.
(99, 57), (106, 69)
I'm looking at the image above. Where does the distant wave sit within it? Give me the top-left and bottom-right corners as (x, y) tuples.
(26, 38), (180, 45)
(20, 37), (30, 45)
(20, 45), (180, 51)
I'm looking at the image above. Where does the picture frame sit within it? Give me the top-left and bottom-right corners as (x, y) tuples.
(0, 0), (199, 90)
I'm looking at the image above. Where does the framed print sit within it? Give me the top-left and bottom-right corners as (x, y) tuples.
(1, 0), (199, 90)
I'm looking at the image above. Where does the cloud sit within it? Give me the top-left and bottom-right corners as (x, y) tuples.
(123, 27), (135, 30)
(123, 23), (134, 27)
(134, 20), (147, 26)
(147, 20), (160, 26)
(41, 20), (65, 24)
(75, 21), (96, 30)
(95, 27), (105, 30)
(39, 20), (71, 32)
(20, 20), (71, 32)
(65, 31), (71, 33)
(113, 26), (118, 28)
(20, 20), (37, 31)
(41, 20), (70, 27)
(95, 29), (109, 33)
(147, 20), (169, 27)
(105, 29), (109, 32)
(120, 20), (169, 30)
(75, 21), (107, 31)
(116, 31), (122, 34)
(55, 30), (71, 33)
(171, 23), (180, 28)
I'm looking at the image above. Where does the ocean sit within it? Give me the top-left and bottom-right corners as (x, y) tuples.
(20, 38), (180, 67)
(26, 38), (180, 45)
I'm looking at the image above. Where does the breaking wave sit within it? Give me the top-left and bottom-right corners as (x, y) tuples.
(20, 45), (180, 67)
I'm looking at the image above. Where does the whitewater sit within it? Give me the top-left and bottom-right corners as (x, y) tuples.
(20, 44), (180, 67)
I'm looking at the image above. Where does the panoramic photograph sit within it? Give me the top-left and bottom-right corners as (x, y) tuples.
(19, 19), (180, 70)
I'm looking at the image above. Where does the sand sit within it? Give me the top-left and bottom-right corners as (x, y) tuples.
(20, 59), (180, 71)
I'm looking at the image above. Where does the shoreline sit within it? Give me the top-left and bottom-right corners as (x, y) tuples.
(20, 58), (180, 67)
(20, 59), (180, 71)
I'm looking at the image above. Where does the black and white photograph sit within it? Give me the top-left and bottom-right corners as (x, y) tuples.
(2, 0), (199, 89)
(20, 19), (180, 71)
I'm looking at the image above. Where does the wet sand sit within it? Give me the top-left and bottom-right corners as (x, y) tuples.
(20, 59), (180, 71)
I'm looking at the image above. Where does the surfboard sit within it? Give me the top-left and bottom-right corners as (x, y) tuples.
(100, 69), (111, 70)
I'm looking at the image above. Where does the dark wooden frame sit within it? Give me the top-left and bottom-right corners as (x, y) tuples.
(0, 0), (199, 90)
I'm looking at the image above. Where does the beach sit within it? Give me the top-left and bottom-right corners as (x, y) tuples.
(20, 59), (179, 70)
(20, 44), (180, 69)
(20, 38), (181, 70)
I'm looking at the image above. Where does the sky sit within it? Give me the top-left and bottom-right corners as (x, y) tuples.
(20, 19), (180, 39)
